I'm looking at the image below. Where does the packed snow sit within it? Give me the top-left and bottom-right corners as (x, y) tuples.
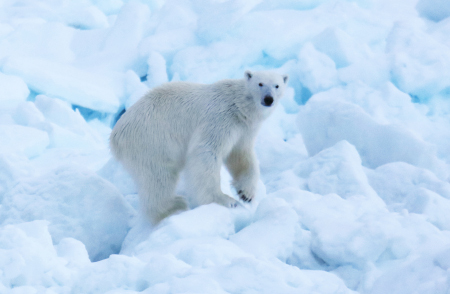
(1, 0), (450, 293)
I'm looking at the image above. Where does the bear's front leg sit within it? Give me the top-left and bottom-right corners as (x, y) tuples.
(225, 144), (259, 203)
(185, 147), (238, 208)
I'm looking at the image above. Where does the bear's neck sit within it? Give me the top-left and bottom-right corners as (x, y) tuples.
(212, 79), (266, 128)
(238, 91), (268, 128)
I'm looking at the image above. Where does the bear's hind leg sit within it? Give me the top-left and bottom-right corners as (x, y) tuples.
(139, 166), (188, 224)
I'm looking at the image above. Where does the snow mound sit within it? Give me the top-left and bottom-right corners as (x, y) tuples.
(2, 57), (122, 113)
(1, 165), (133, 261)
(0, 125), (49, 158)
(416, 0), (450, 22)
(297, 92), (446, 177)
(0, 72), (29, 112)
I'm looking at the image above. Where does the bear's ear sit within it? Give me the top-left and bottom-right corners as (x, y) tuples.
(283, 74), (289, 84)
(245, 70), (252, 80)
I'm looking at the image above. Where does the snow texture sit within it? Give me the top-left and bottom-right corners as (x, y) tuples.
(1, 0), (450, 293)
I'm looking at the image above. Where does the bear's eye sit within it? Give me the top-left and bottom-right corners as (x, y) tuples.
(259, 83), (263, 87)
(275, 85), (279, 89)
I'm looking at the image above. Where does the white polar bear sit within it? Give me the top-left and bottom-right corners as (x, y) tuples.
(110, 70), (289, 224)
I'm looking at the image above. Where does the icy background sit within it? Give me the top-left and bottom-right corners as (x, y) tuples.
(1, 0), (450, 293)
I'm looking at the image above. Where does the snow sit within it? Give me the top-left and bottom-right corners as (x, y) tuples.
(2, 56), (123, 113)
(0, 125), (49, 158)
(0, 72), (29, 112)
(296, 42), (340, 94)
(1, 0), (450, 293)
(416, 0), (450, 23)
(1, 164), (133, 261)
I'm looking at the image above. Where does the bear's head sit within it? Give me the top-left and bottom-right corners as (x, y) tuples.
(244, 70), (289, 115)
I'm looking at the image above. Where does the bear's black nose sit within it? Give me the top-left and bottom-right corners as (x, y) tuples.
(262, 96), (274, 107)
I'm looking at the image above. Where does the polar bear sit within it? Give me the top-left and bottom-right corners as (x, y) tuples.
(110, 70), (289, 224)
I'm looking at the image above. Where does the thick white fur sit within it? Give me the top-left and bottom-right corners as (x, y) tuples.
(110, 70), (289, 224)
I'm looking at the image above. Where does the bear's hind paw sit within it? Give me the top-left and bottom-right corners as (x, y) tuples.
(215, 193), (240, 208)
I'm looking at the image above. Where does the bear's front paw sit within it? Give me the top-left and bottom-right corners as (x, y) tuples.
(237, 189), (254, 203)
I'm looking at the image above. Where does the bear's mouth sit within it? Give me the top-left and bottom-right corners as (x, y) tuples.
(261, 96), (274, 107)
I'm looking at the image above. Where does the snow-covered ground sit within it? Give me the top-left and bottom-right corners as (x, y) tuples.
(2, 0), (450, 293)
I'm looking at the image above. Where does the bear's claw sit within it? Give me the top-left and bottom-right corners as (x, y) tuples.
(237, 190), (252, 202)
